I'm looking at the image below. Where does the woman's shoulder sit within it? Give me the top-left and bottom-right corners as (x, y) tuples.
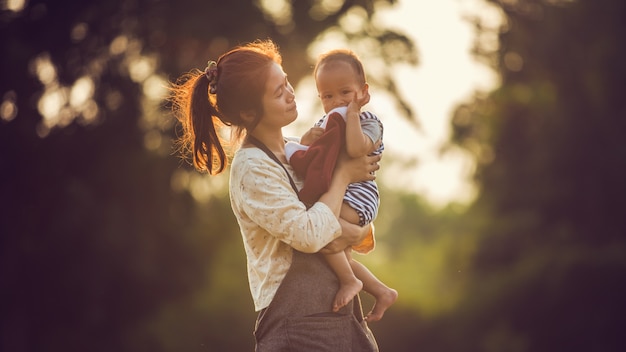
(233, 146), (272, 163)
(231, 147), (281, 176)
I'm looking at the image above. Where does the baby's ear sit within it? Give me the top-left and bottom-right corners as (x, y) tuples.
(361, 83), (370, 96)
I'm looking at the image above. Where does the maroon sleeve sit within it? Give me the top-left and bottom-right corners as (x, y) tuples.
(289, 112), (346, 206)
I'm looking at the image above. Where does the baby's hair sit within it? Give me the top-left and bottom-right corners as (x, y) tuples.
(313, 49), (366, 86)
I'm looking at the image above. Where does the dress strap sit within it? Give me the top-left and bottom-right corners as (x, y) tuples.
(246, 135), (300, 195)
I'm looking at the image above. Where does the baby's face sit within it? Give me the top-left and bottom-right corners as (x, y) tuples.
(316, 61), (366, 113)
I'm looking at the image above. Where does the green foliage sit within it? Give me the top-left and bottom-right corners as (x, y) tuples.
(445, 0), (626, 351)
(362, 186), (476, 316)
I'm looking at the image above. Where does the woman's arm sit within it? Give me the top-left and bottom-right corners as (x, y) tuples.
(316, 150), (380, 218)
(234, 152), (342, 253)
(320, 219), (371, 254)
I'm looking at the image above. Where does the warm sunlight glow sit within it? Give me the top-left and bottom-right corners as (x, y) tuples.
(70, 22), (88, 42)
(69, 76), (95, 108)
(109, 35), (129, 56)
(1, 91), (18, 122)
(139, 74), (169, 152)
(4, 0), (26, 12)
(339, 6), (367, 33)
(256, 0), (293, 26)
(372, 0), (501, 207)
(37, 87), (68, 128)
(129, 56), (156, 83)
(143, 75), (167, 101)
(309, 0), (343, 20)
(31, 53), (103, 135)
(33, 53), (57, 86)
(143, 129), (162, 151)
(504, 51), (524, 71)
(171, 169), (229, 203)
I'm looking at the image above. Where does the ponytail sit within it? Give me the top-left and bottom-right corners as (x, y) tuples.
(170, 70), (228, 174)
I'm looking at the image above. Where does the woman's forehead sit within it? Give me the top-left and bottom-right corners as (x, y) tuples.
(267, 62), (286, 79)
(265, 63), (287, 93)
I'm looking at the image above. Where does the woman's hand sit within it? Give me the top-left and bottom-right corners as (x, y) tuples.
(320, 219), (371, 254)
(334, 151), (381, 185)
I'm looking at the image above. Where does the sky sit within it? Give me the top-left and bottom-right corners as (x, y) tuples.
(288, 0), (502, 208)
(373, 0), (501, 207)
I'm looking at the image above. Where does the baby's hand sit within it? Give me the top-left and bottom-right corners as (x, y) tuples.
(300, 127), (325, 146)
(347, 91), (370, 118)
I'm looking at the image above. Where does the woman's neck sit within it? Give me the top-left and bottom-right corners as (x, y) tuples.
(248, 130), (285, 154)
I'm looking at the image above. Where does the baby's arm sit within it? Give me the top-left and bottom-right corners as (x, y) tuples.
(345, 110), (374, 157)
(300, 126), (325, 146)
(345, 92), (374, 157)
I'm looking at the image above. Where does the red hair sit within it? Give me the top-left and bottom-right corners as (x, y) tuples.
(169, 40), (282, 174)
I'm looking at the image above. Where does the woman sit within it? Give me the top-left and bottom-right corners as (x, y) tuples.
(169, 39), (380, 351)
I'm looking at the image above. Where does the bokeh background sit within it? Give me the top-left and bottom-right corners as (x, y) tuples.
(1, 0), (625, 351)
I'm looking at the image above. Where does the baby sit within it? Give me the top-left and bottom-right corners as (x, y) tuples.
(286, 49), (397, 322)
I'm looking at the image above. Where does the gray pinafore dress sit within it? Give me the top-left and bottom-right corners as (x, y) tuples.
(246, 135), (378, 351)
(253, 250), (379, 352)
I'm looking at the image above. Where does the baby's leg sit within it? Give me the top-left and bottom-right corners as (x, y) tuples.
(340, 202), (361, 225)
(340, 204), (398, 322)
(350, 257), (398, 322)
(324, 250), (363, 312)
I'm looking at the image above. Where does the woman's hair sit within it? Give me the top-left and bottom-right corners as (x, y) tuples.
(169, 39), (282, 174)
(313, 49), (366, 86)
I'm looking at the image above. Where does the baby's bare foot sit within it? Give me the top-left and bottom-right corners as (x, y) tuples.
(332, 278), (363, 312)
(365, 288), (398, 322)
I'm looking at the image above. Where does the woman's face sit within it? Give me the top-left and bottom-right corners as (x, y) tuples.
(257, 62), (298, 130)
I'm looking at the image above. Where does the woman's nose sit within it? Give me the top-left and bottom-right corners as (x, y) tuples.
(287, 85), (295, 101)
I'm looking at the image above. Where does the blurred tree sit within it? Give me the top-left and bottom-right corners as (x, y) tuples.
(444, 0), (626, 351)
(0, 0), (417, 351)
